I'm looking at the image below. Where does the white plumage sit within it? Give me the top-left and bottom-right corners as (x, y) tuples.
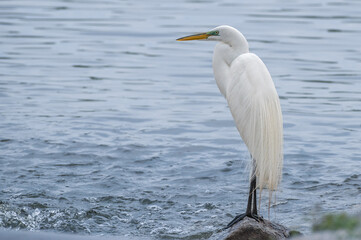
(227, 53), (283, 194)
(212, 26), (283, 197)
(177, 25), (283, 223)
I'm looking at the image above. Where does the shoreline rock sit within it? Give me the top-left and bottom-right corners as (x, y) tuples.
(223, 217), (290, 240)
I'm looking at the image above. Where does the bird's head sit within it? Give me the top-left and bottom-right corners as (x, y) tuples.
(177, 25), (249, 55)
(176, 25), (237, 42)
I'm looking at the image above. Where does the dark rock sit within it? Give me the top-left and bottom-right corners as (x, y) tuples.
(224, 217), (290, 240)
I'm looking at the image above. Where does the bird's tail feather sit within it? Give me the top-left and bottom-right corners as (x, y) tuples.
(247, 96), (283, 208)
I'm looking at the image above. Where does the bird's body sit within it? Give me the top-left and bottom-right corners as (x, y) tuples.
(177, 25), (283, 227)
(222, 52), (283, 194)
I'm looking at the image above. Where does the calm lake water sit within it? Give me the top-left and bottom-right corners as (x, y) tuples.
(1, 0), (360, 239)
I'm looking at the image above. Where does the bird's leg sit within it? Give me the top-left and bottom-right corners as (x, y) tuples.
(250, 158), (257, 216)
(250, 176), (263, 222)
(247, 175), (261, 220)
(252, 178), (257, 215)
(225, 166), (263, 229)
(249, 161), (262, 220)
(224, 177), (255, 229)
(246, 176), (254, 216)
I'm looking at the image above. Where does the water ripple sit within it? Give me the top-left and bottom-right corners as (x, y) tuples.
(1, 0), (360, 239)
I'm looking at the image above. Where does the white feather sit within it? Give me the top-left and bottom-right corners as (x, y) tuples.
(227, 53), (283, 194)
(178, 25), (284, 212)
(211, 26), (283, 204)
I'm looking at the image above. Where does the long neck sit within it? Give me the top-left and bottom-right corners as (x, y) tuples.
(212, 32), (249, 97)
(223, 31), (249, 58)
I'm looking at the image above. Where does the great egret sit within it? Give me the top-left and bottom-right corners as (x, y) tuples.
(177, 25), (283, 228)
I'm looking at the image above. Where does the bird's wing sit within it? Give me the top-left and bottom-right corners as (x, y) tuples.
(226, 53), (283, 192)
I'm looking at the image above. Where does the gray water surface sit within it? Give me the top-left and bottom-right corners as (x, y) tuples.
(1, 0), (361, 239)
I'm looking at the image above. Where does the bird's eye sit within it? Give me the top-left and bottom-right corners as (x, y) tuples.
(215, 31), (219, 35)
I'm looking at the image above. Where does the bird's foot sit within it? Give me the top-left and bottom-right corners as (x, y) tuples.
(250, 213), (264, 222)
(224, 213), (263, 229)
(224, 213), (246, 229)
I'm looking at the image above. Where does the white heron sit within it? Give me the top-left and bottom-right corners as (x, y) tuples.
(177, 25), (283, 228)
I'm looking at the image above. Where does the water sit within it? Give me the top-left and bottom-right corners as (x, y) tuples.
(0, 0), (360, 239)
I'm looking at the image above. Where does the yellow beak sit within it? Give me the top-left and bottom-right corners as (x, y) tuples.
(176, 32), (209, 41)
